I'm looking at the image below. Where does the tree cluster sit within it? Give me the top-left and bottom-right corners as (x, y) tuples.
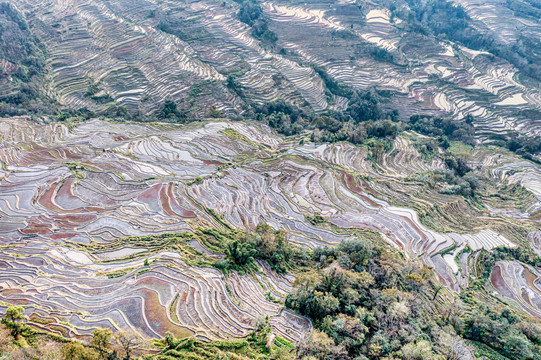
(286, 238), (464, 359)
(237, 0), (277, 43)
(158, 99), (188, 122)
(250, 87), (401, 145)
(401, 0), (541, 81)
(408, 114), (475, 145)
(286, 237), (541, 360)
(436, 156), (480, 197)
(216, 224), (297, 274)
(0, 3), (57, 117)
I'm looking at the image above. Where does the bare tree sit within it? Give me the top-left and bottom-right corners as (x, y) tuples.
(115, 331), (140, 360)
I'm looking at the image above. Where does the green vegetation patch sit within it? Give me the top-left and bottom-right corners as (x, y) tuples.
(220, 128), (252, 144)
(149, 318), (293, 360)
(448, 141), (473, 155)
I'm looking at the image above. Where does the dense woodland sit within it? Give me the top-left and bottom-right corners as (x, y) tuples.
(286, 237), (541, 360)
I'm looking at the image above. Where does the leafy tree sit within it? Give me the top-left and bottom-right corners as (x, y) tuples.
(206, 106), (222, 118)
(366, 120), (399, 138)
(347, 90), (382, 123)
(159, 100), (187, 122)
(92, 328), (113, 360)
(237, 1), (262, 26)
(237, 1), (277, 43)
(337, 238), (375, 269)
(225, 75), (243, 97)
(225, 240), (258, 268)
(164, 331), (176, 349)
(1, 305), (28, 338)
(252, 224), (293, 273)
(401, 339), (435, 360)
(4, 305), (25, 323)
(61, 342), (96, 360)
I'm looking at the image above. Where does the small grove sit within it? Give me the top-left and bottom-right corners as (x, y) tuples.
(214, 223), (303, 274)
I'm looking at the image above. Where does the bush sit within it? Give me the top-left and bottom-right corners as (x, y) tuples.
(159, 100), (187, 122)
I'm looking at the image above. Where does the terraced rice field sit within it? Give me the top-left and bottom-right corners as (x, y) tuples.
(7, 0), (541, 136)
(0, 118), (313, 341)
(490, 260), (541, 318)
(1, 117), (538, 339)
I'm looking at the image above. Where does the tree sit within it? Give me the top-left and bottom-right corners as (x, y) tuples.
(206, 106), (222, 118)
(225, 75), (243, 97)
(92, 328), (113, 360)
(238, 1), (262, 26)
(346, 89), (382, 123)
(253, 224), (292, 273)
(164, 331), (176, 349)
(319, 293), (340, 316)
(4, 305), (25, 322)
(501, 331), (533, 360)
(1, 305), (28, 338)
(401, 339), (435, 360)
(62, 342), (96, 360)
(225, 240), (257, 268)
(337, 238), (374, 269)
(160, 100), (178, 118)
(115, 332), (139, 360)
(297, 329), (347, 359)
(159, 100), (186, 122)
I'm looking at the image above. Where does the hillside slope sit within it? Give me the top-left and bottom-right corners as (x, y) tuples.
(5, 0), (541, 137)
